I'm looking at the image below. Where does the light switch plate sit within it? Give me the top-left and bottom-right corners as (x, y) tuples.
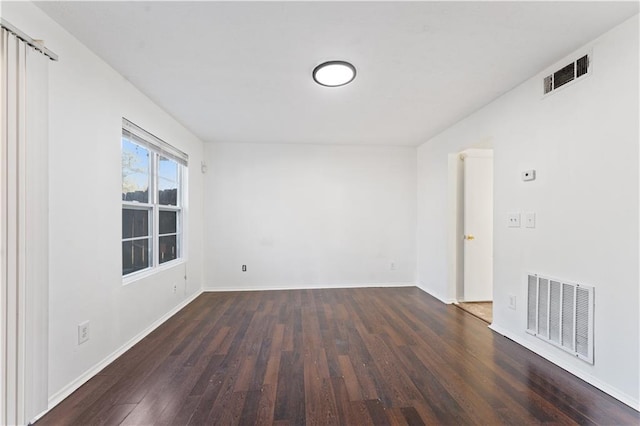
(525, 212), (536, 228)
(508, 212), (521, 228)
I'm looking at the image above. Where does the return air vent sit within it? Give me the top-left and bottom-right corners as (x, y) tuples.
(526, 274), (594, 364)
(543, 54), (590, 95)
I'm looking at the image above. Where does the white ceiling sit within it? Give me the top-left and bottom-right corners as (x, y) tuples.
(36, 1), (638, 146)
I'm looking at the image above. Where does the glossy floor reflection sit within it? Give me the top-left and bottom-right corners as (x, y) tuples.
(36, 287), (638, 425)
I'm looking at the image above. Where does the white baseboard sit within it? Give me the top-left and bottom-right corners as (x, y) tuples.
(489, 323), (639, 412)
(43, 289), (203, 418)
(203, 282), (416, 292)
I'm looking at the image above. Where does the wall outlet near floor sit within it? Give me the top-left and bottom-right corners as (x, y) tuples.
(508, 295), (517, 310)
(521, 169), (536, 181)
(390, 261), (397, 271)
(173, 284), (177, 293)
(78, 321), (90, 344)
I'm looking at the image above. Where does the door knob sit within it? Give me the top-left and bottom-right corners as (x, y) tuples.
(464, 234), (475, 240)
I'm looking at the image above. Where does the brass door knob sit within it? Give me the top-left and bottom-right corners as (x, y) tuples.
(464, 234), (475, 240)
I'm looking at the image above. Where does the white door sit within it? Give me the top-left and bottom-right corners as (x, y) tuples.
(463, 151), (493, 301)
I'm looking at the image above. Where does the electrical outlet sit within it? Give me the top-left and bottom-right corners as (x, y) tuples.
(242, 265), (247, 272)
(78, 321), (90, 345)
(508, 295), (517, 310)
(173, 284), (177, 293)
(521, 170), (536, 181)
(390, 261), (397, 271)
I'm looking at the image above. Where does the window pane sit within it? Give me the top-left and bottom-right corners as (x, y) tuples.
(122, 138), (150, 203)
(159, 235), (177, 264)
(123, 239), (150, 275)
(122, 208), (150, 239)
(159, 210), (177, 235)
(158, 156), (178, 206)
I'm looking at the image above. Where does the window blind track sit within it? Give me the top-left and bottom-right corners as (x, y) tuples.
(0, 18), (58, 61)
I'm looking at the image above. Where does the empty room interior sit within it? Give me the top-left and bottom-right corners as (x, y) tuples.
(1, 1), (639, 425)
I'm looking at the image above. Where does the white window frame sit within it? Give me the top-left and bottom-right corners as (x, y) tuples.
(121, 119), (188, 282)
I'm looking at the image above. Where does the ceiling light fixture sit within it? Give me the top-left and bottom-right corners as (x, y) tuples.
(313, 61), (356, 87)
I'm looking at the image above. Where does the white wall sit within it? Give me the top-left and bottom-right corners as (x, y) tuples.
(4, 0), (637, 417)
(204, 142), (416, 290)
(2, 1), (205, 409)
(417, 15), (639, 407)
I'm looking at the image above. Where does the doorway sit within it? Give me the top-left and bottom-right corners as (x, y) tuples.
(451, 149), (493, 323)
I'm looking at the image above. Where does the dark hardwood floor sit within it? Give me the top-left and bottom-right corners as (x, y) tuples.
(37, 287), (639, 425)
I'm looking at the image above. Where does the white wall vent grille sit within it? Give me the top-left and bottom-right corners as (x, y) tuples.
(526, 274), (594, 364)
(543, 54), (590, 95)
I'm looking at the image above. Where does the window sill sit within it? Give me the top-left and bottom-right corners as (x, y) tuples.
(122, 258), (186, 286)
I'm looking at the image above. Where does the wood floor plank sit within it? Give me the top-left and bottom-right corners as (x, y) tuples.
(365, 399), (391, 426)
(253, 384), (277, 425)
(408, 399), (443, 425)
(206, 388), (247, 425)
(35, 288), (640, 426)
(303, 349), (339, 425)
(399, 337), (515, 424)
(399, 406), (425, 426)
(99, 403), (137, 426)
(330, 376), (374, 426)
(263, 324), (285, 387)
(237, 389), (262, 426)
(337, 355), (364, 401)
(274, 350), (306, 425)
(157, 395), (200, 426)
(387, 407), (412, 426)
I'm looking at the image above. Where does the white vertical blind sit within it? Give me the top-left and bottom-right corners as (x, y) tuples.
(1, 25), (51, 425)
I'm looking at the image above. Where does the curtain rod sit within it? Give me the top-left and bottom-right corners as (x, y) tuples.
(1, 18), (58, 61)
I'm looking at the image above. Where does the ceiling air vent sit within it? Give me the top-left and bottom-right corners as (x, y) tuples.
(543, 54), (590, 95)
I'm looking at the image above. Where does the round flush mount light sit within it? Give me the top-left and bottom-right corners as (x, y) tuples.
(313, 61), (356, 87)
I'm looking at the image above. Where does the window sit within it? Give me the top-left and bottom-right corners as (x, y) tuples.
(121, 119), (188, 277)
